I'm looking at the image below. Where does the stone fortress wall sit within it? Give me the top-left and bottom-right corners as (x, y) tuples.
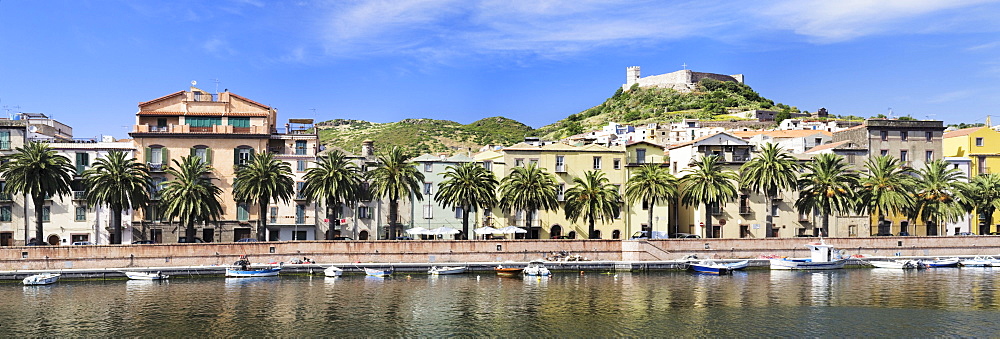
(624, 66), (744, 92)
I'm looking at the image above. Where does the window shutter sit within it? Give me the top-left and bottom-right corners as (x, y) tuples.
(190, 147), (196, 156)
(249, 147), (255, 158)
(234, 148), (240, 165)
(162, 148), (169, 164)
(144, 147), (151, 163)
(207, 148), (213, 164)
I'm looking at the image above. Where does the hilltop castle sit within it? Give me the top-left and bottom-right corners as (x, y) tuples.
(623, 66), (744, 92)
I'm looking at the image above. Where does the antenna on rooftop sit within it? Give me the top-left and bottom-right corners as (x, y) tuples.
(887, 107), (894, 119)
(682, 62), (688, 70)
(212, 78), (220, 94)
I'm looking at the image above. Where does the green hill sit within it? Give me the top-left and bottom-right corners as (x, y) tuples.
(317, 117), (532, 156)
(533, 79), (800, 140)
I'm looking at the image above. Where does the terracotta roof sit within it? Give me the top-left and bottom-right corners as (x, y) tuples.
(624, 140), (665, 148)
(668, 132), (726, 150)
(229, 93), (271, 110)
(136, 111), (269, 117)
(730, 131), (766, 138)
(804, 140), (850, 154)
(138, 91), (185, 107)
(834, 124), (866, 134)
(137, 111), (184, 116)
(502, 142), (539, 151)
(943, 127), (981, 139)
(762, 130), (832, 138)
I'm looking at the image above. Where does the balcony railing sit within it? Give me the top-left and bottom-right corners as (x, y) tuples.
(555, 164), (566, 173)
(148, 163), (166, 172)
(0, 141), (10, 150)
(0, 193), (11, 201)
(739, 205), (751, 215)
(626, 155), (669, 167)
(73, 191), (87, 200)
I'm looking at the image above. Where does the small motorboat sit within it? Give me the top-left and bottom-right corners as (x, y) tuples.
(23, 273), (60, 285)
(523, 260), (552, 276)
(960, 256), (994, 267)
(428, 266), (467, 275)
(324, 266), (343, 277)
(364, 267), (393, 277)
(688, 260), (733, 275)
(770, 239), (848, 270)
(723, 260), (750, 270)
(923, 258), (960, 268)
(495, 264), (524, 277)
(123, 271), (169, 280)
(226, 255), (281, 277)
(869, 260), (921, 269)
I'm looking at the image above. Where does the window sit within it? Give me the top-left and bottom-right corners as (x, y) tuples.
(613, 158), (621, 170)
(979, 156), (987, 174)
(42, 206), (50, 222)
(925, 131), (933, 142)
(900, 150), (908, 162)
(636, 148), (646, 164)
(192, 146), (211, 164)
(557, 184), (565, 201)
(76, 153), (89, 173)
(529, 158), (538, 166)
(270, 207), (278, 224)
(237, 203), (249, 221)
(739, 195), (750, 214)
(235, 147), (252, 166)
(296, 182), (306, 199)
(976, 137), (985, 147)
(814, 138), (822, 146)
(555, 156), (565, 172)
(514, 158), (524, 167)
(0, 131), (10, 150)
(709, 202), (721, 215)
(482, 161), (492, 171)
(75, 207), (87, 221)
(424, 163), (432, 172)
(593, 156), (602, 170)
(295, 140), (307, 155)
(297, 160), (307, 172)
(0, 205), (11, 221)
(880, 149), (889, 157)
(295, 204), (306, 224)
(925, 151), (933, 162)
(771, 201), (779, 217)
(186, 117), (221, 127)
(424, 182), (432, 195)
(455, 207), (464, 218)
(900, 131), (908, 141)
(423, 205), (433, 219)
(358, 206), (371, 219)
(147, 146), (168, 170)
(880, 131), (888, 141)
(228, 117), (250, 128)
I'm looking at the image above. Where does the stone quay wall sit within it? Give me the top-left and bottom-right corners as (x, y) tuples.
(2, 236), (999, 271)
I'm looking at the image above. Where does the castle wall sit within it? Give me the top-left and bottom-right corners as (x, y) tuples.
(623, 68), (744, 92)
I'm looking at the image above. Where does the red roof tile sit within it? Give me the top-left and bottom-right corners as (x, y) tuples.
(138, 91), (185, 107)
(230, 93), (271, 110)
(943, 127), (981, 139)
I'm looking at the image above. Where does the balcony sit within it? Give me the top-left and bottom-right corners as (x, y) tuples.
(555, 164), (566, 173)
(148, 163), (166, 172)
(626, 155), (669, 167)
(133, 124), (268, 135)
(0, 141), (10, 150)
(799, 212), (811, 222)
(72, 191), (87, 200)
(557, 193), (565, 202)
(0, 193), (11, 201)
(739, 205), (751, 215)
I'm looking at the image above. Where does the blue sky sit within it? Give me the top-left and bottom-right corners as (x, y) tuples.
(2, 0), (1000, 139)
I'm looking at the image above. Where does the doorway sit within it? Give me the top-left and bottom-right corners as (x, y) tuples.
(612, 230), (621, 239)
(710, 226), (722, 238)
(550, 225), (562, 239)
(202, 228), (214, 243)
(567, 231), (577, 239)
(233, 228), (252, 241)
(359, 230), (369, 240)
(0, 232), (11, 246)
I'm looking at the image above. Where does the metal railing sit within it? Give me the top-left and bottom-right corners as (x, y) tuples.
(148, 163), (166, 172)
(73, 191), (87, 200)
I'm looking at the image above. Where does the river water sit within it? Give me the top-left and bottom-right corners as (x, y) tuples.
(3, 268), (1000, 337)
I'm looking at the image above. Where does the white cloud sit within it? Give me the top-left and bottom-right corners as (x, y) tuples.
(927, 89), (976, 104)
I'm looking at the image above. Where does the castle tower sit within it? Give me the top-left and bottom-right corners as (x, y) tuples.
(626, 66), (641, 87)
(361, 140), (375, 160)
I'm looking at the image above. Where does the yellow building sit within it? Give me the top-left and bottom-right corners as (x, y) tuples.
(129, 87), (319, 243)
(943, 126), (1000, 234)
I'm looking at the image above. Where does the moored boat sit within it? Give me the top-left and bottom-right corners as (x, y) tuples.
(770, 239), (848, 270)
(723, 260), (750, 270)
(523, 260), (551, 276)
(23, 273), (60, 285)
(226, 255), (281, 277)
(364, 267), (393, 277)
(428, 266), (467, 275)
(923, 258), (960, 268)
(868, 260), (921, 269)
(123, 271), (169, 280)
(688, 260), (733, 275)
(324, 266), (343, 277)
(495, 264), (524, 277)
(960, 256), (996, 267)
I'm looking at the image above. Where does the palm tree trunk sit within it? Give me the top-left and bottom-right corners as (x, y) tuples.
(704, 203), (712, 238)
(822, 213), (830, 237)
(647, 201), (654, 235)
(111, 207), (123, 244)
(326, 200), (335, 240)
(388, 199), (399, 240)
(33, 195), (44, 244)
(526, 210), (534, 239)
(185, 219), (196, 243)
(461, 204), (470, 240)
(257, 197), (271, 241)
(588, 216), (596, 239)
(765, 193), (774, 238)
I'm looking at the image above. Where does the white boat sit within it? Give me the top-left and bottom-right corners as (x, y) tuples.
(364, 267), (393, 277)
(723, 260), (750, 270)
(123, 271), (169, 280)
(225, 267), (281, 277)
(770, 239), (848, 270)
(523, 260), (552, 276)
(23, 273), (60, 285)
(924, 257), (960, 268)
(688, 260), (733, 274)
(960, 256), (995, 267)
(868, 260), (921, 269)
(324, 266), (344, 277)
(428, 266), (467, 275)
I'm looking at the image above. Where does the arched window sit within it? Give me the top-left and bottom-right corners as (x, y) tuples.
(190, 145), (212, 164)
(550, 225), (562, 239)
(145, 145), (169, 171)
(612, 230), (621, 239)
(234, 146), (254, 166)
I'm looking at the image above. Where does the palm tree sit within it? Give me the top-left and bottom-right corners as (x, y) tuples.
(624, 164), (678, 236)
(498, 163), (558, 238)
(740, 143), (800, 234)
(858, 156), (915, 236)
(434, 162), (498, 239)
(911, 160), (966, 236)
(960, 173), (1000, 234)
(159, 156), (223, 243)
(368, 147), (424, 239)
(303, 150), (362, 239)
(0, 141), (74, 245)
(795, 153), (859, 235)
(82, 150), (151, 244)
(564, 170), (621, 239)
(680, 155), (739, 238)
(233, 152), (295, 241)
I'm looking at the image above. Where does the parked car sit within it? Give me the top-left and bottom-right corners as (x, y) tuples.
(670, 233), (702, 239)
(875, 233), (894, 236)
(957, 232), (976, 236)
(24, 241), (48, 246)
(132, 240), (155, 244)
(897, 231), (910, 236)
(332, 236), (353, 240)
(71, 241), (94, 246)
(394, 236), (413, 240)
(235, 238), (259, 242)
(178, 237), (205, 243)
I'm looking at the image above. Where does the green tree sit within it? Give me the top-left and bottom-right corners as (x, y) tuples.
(680, 155), (739, 238)
(911, 160), (967, 235)
(368, 147), (424, 239)
(624, 164), (678, 236)
(160, 156), (223, 243)
(740, 143), (800, 235)
(795, 153), (859, 235)
(434, 162), (498, 239)
(960, 173), (1000, 234)
(82, 150), (151, 244)
(0, 141), (74, 245)
(858, 156), (915, 235)
(303, 150), (362, 239)
(233, 152), (294, 241)
(564, 171), (621, 239)
(498, 163), (558, 238)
